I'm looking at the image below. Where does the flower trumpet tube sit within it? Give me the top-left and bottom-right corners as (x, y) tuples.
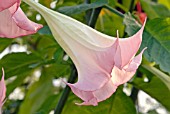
(0, 68), (6, 114)
(0, 0), (43, 38)
(23, 0), (147, 106)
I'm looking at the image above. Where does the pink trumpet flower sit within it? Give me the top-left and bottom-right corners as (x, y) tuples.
(0, 68), (6, 114)
(23, 0), (147, 106)
(0, 0), (43, 38)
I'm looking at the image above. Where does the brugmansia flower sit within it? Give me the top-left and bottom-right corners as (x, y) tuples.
(0, 68), (6, 114)
(23, 0), (146, 106)
(0, 0), (43, 38)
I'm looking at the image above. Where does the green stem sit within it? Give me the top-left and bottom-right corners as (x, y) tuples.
(88, 7), (102, 28)
(142, 65), (170, 90)
(103, 5), (124, 18)
(85, 0), (92, 24)
(54, 65), (77, 114)
(129, 0), (135, 12)
(152, 0), (158, 2)
(130, 87), (139, 104)
(85, 0), (90, 3)
(130, 71), (142, 103)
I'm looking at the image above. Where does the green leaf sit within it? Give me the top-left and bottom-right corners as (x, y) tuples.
(37, 94), (60, 114)
(108, 0), (116, 7)
(6, 71), (30, 96)
(0, 52), (41, 78)
(141, 0), (170, 19)
(58, 0), (107, 15)
(36, 36), (58, 60)
(62, 87), (136, 114)
(53, 47), (64, 63)
(38, 26), (52, 35)
(132, 75), (170, 111)
(0, 38), (13, 53)
(18, 66), (56, 114)
(123, 14), (170, 74)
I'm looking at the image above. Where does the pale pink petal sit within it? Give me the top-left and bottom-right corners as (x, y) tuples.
(13, 7), (43, 31)
(75, 98), (98, 106)
(0, 0), (20, 12)
(126, 47), (147, 72)
(114, 20), (146, 68)
(0, 68), (6, 107)
(68, 78), (117, 106)
(0, 7), (43, 38)
(93, 79), (117, 102)
(67, 83), (97, 106)
(111, 66), (135, 86)
(111, 48), (146, 85)
(66, 37), (118, 91)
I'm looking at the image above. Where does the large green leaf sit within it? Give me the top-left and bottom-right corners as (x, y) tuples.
(6, 71), (31, 96)
(62, 87), (136, 114)
(0, 52), (41, 78)
(18, 66), (57, 114)
(37, 94), (60, 114)
(123, 14), (170, 74)
(141, 0), (170, 19)
(58, 0), (107, 15)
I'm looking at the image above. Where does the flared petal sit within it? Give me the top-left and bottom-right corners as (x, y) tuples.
(0, 0), (20, 12)
(0, 0), (42, 38)
(13, 7), (43, 31)
(114, 21), (146, 69)
(68, 78), (117, 106)
(0, 7), (43, 38)
(0, 68), (6, 107)
(93, 79), (117, 102)
(111, 66), (135, 86)
(126, 47), (147, 72)
(112, 48), (146, 85)
(68, 83), (97, 106)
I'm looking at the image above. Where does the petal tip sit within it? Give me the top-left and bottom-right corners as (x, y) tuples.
(75, 101), (98, 106)
(1, 68), (4, 80)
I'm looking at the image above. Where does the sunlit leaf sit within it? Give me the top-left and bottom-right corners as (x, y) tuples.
(0, 52), (41, 78)
(158, 0), (170, 9)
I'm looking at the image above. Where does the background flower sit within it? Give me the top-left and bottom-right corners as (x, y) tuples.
(0, 0), (43, 38)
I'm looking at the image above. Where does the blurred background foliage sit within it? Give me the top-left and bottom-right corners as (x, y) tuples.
(0, 0), (170, 114)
